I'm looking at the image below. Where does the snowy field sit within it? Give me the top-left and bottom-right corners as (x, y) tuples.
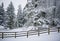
(0, 26), (38, 32)
(0, 26), (60, 41)
(0, 32), (60, 41)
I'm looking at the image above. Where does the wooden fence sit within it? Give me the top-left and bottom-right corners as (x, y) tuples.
(0, 27), (60, 39)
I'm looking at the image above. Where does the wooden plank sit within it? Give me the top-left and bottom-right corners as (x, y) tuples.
(0, 32), (18, 33)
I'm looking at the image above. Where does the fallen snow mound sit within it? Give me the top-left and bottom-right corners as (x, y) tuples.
(9, 26), (36, 32)
(0, 25), (4, 30)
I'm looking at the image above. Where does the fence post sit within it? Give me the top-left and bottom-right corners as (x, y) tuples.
(58, 27), (60, 32)
(15, 32), (16, 38)
(27, 31), (28, 38)
(2, 32), (4, 39)
(48, 28), (50, 35)
(38, 27), (40, 36)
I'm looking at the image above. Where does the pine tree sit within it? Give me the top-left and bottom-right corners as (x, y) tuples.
(5, 2), (15, 29)
(0, 2), (5, 26)
(17, 5), (24, 27)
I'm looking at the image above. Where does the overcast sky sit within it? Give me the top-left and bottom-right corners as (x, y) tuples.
(0, 0), (27, 14)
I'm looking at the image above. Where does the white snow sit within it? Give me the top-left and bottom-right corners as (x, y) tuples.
(9, 26), (36, 32)
(0, 32), (60, 41)
(0, 26), (36, 32)
(0, 25), (5, 30)
(0, 26), (60, 41)
(42, 24), (49, 28)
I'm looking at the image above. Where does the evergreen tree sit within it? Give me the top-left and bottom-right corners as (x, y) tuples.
(5, 2), (15, 29)
(0, 2), (5, 26)
(17, 5), (24, 27)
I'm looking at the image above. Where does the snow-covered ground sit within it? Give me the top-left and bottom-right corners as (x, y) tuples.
(10, 26), (35, 32)
(0, 25), (59, 32)
(0, 32), (60, 41)
(0, 26), (36, 32)
(0, 25), (60, 41)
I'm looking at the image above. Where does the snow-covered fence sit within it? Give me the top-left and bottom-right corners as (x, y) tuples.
(0, 27), (60, 39)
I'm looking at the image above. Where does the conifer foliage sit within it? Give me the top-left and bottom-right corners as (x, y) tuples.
(5, 2), (15, 29)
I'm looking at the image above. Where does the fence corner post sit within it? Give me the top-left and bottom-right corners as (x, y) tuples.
(38, 27), (40, 36)
(27, 31), (28, 38)
(58, 27), (60, 33)
(48, 28), (50, 35)
(15, 32), (16, 38)
(2, 32), (4, 39)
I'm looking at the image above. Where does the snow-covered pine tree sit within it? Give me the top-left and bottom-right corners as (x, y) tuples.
(5, 2), (15, 29)
(17, 5), (23, 27)
(17, 5), (22, 27)
(23, 0), (59, 28)
(0, 2), (5, 26)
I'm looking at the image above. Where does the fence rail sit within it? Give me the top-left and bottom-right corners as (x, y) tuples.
(0, 27), (60, 39)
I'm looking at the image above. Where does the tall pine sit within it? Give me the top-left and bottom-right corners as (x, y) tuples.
(6, 2), (15, 29)
(17, 5), (23, 27)
(0, 2), (5, 26)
